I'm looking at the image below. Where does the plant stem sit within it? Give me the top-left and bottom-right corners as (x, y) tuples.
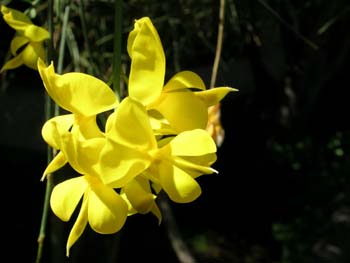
(112, 0), (122, 100)
(35, 0), (55, 262)
(210, 0), (225, 88)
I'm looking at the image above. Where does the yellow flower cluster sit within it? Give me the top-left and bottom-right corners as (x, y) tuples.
(1, 6), (49, 72)
(2, 8), (236, 256)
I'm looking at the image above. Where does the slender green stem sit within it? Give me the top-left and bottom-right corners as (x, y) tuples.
(57, 5), (70, 75)
(35, 1), (55, 262)
(112, 0), (122, 99)
(78, 0), (99, 75)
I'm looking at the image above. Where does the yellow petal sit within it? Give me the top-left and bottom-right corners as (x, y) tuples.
(1, 5), (32, 30)
(74, 137), (105, 177)
(99, 98), (155, 187)
(159, 162), (201, 203)
(66, 194), (89, 257)
(169, 129), (217, 156)
(10, 36), (29, 55)
(88, 182), (128, 234)
(127, 17), (165, 105)
(194, 87), (237, 107)
(150, 203), (162, 225)
(21, 42), (46, 70)
(37, 59), (118, 116)
(106, 97), (157, 151)
(152, 90), (208, 132)
(50, 176), (88, 222)
(41, 114), (74, 149)
(98, 141), (151, 188)
(0, 53), (23, 72)
(124, 177), (156, 214)
(163, 71), (206, 92)
(173, 155), (218, 178)
(41, 151), (67, 180)
(1, 6), (49, 41)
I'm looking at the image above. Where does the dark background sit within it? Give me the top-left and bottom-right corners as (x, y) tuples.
(1, 0), (350, 262)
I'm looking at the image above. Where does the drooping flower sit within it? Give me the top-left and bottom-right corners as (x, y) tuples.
(1, 5), (49, 71)
(37, 58), (119, 178)
(127, 17), (236, 134)
(37, 59), (127, 255)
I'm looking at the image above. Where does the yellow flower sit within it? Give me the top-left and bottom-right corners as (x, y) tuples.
(1, 5), (49, 71)
(37, 58), (119, 179)
(37, 59), (126, 255)
(50, 174), (128, 256)
(98, 97), (218, 203)
(127, 17), (236, 133)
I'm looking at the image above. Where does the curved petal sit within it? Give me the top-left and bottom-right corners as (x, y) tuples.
(194, 87), (237, 106)
(66, 194), (89, 257)
(159, 162), (201, 203)
(0, 53), (23, 72)
(173, 155), (218, 178)
(106, 97), (157, 151)
(42, 151), (67, 180)
(10, 36), (29, 55)
(169, 129), (217, 156)
(23, 24), (49, 42)
(74, 137), (105, 177)
(88, 181), (128, 234)
(22, 42), (46, 70)
(50, 176), (88, 222)
(163, 71), (206, 92)
(127, 17), (165, 105)
(124, 177), (156, 214)
(41, 114), (74, 149)
(74, 115), (104, 140)
(1, 6), (49, 41)
(98, 140), (151, 188)
(37, 59), (118, 116)
(152, 90), (208, 132)
(1, 5), (32, 31)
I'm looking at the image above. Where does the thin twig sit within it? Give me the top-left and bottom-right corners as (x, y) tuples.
(210, 0), (226, 88)
(158, 192), (197, 263)
(35, 1), (55, 262)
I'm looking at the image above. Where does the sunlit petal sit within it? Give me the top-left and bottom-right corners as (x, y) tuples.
(124, 177), (156, 214)
(159, 162), (201, 203)
(37, 59), (118, 116)
(98, 140), (151, 188)
(194, 87), (237, 106)
(169, 129), (217, 156)
(106, 97), (157, 151)
(66, 195), (88, 257)
(41, 114), (74, 149)
(163, 71), (206, 92)
(50, 176), (88, 222)
(41, 151), (67, 180)
(152, 90), (208, 132)
(88, 181), (128, 234)
(127, 17), (165, 105)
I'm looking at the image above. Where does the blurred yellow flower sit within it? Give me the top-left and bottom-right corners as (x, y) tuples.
(1, 5), (49, 71)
